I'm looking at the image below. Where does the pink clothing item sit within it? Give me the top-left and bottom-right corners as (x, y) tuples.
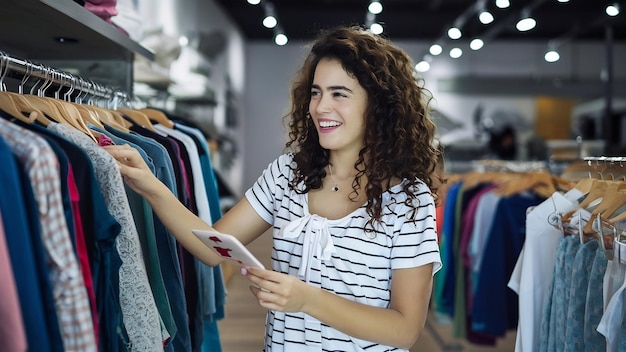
(97, 134), (115, 147)
(68, 166), (100, 347)
(0, 212), (28, 352)
(84, 0), (118, 23)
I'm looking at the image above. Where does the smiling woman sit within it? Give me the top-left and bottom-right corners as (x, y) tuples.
(104, 25), (442, 351)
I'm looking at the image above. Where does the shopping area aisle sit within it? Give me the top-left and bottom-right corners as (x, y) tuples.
(217, 229), (516, 352)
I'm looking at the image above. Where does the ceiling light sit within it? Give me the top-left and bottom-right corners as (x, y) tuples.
(557, 0), (569, 2)
(275, 33), (288, 46)
(470, 38), (484, 50)
(479, 11), (494, 24)
(429, 44), (443, 56)
(178, 35), (189, 46)
(516, 16), (536, 31)
(263, 2), (278, 29)
(370, 23), (384, 34)
(449, 47), (463, 58)
(606, 4), (620, 16)
(448, 27), (462, 40)
(263, 15), (277, 28)
(495, 0), (510, 9)
(368, 1), (383, 15)
(247, 0), (261, 4)
(544, 50), (560, 62)
(415, 60), (430, 72)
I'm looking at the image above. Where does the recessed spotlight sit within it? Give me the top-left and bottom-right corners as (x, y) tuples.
(370, 23), (384, 34)
(263, 15), (277, 29)
(55, 36), (78, 44)
(479, 11), (494, 24)
(275, 33), (288, 46)
(450, 47), (463, 58)
(429, 44), (443, 56)
(368, 1), (383, 15)
(470, 38), (484, 50)
(606, 4), (620, 16)
(516, 17), (536, 31)
(415, 60), (430, 72)
(448, 27), (462, 40)
(545, 50), (560, 62)
(495, 0), (510, 9)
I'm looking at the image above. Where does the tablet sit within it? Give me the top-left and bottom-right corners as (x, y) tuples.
(192, 229), (265, 269)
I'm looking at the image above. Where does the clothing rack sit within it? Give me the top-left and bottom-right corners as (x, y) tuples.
(583, 156), (626, 165)
(0, 50), (129, 105)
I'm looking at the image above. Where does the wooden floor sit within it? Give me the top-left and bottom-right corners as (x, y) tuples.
(217, 230), (517, 352)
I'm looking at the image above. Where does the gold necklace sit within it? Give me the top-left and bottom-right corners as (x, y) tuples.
(327, 164), (352, 192)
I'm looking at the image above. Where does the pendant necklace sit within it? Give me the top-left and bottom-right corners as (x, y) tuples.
(328, 164), (351, 192)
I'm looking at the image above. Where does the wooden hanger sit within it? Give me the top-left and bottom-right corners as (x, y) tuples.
(609, 208), (626, 225)
(562, 181), (609, 223)
(494, 171), (560, 199)
(117, 108), (156, 131)
(23, 94), (69, 126)
(0, 54), (37, 123)
(0, 92), (38, 123)
(460, 171), (502, 190)
(48, 98), (98, 142)
(583, 185), (626, 233)
(139, 108), (175, 128)
(71, 103), (105, 129)
(17, 67), (75, 127)
(108, 109), (133, 129)
(29, 72), (99, 142)
(81, 105), (130, 133)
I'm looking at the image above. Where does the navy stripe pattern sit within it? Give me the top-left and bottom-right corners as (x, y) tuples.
(246, 154), (442, 351)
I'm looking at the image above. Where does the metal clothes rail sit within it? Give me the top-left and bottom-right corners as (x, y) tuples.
(0, 50), (129, 105)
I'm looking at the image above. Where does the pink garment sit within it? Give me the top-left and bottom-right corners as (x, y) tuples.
(84, 0), (118, 23)
(97, 134), (115, 147)
(0, 211), (29, 352)
(68, 166), (100, 347)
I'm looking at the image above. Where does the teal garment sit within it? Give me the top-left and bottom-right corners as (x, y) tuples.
(583, 244), (608, 352)
(539, 236), (570, 352)
(564, 239), (598, 351)
(554, 236), (581, 351)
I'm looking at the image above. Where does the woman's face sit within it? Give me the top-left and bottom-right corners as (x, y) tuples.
(309, 58), (368, 154)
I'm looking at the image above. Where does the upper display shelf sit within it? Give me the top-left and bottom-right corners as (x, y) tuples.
(0, 0), (154, 62)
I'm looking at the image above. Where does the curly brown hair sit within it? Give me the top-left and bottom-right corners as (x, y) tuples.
(283, 25), (440, 229)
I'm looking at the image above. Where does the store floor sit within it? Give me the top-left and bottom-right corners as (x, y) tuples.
(217, 230), (516, 352)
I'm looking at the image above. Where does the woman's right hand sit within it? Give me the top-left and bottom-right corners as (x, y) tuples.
(102, 144), (161, 197)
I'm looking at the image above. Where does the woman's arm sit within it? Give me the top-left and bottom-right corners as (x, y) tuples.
(104, 144), (271, 266)
(245, 263), (434, 349)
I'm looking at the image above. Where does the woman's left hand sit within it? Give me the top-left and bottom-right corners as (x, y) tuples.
(243, 267), (311, 313)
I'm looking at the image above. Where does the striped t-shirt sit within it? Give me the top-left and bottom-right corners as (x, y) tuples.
(245, 153), (442, 352)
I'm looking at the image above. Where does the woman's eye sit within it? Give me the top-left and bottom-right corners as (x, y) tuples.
(332, 92), (347, 98)
(310, 90), (320, 97)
